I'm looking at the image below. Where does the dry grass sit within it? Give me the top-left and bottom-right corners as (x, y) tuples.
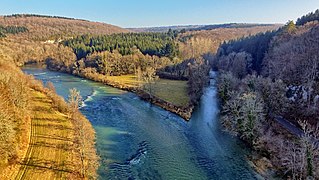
(107, 75), (189, 107)
(107, 74), (142, 87)
(152, 79), (189, 107)
(14, 90), (79, 179)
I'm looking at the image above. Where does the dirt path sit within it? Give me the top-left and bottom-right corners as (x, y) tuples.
(273, 115), (304, 137)
(14, 90), (77, 180)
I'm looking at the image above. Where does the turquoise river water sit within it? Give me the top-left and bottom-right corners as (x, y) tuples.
(23, 66), (261, 180)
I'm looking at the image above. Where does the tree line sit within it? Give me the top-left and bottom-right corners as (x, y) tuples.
(46, 47), (174, 76)
(4, 14), (84, 21)
(296, 9), (319, 26)
(0, 25), (28, 37)
(62, 31), (179, 60)
(217, 30), (277, 74)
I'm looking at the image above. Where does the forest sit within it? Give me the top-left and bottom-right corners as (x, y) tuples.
(63, 31), (179, 60)
(296, 9), (319, 25)
(213, 10), (319, 179)
(216, 30), (277, 74)
(0, 25), (28, 37)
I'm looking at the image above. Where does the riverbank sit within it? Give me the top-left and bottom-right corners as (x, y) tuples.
(76, 72), (194, 120)
(42, 64), (194, 120)
(16, 86), (98, 179)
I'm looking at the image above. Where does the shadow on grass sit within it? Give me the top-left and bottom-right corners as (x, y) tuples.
(20, 157), (75, 174)
(34, 123), (74, 132)
(33, 117), (68, 123)
(32, 96), (52, 103)
(29, 141), (73, 151)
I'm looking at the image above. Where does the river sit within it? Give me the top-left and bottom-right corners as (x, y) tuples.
(23, 66), (261, 180)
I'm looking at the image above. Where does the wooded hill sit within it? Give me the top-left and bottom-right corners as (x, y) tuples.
(0, 14), (277, 112)
(128, 23), (279, 33)
(178, 24), (281, 60)
(213, 10), (319, 179)
(0, 14), (129, 66)
(0, 14), (129, 41)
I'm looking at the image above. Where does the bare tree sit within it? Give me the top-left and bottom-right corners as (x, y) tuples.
(68, 88), (82, 118)
(282, 121), (319, 179)
(142, 66), (158, 99)
(46, 81), (56, 94)
(67, 88), (99, 179)
(221, 91), (265, 146)
(299, 121), (319, 178)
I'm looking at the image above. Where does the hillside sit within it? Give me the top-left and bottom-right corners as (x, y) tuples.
(0, 60), (99, 179)
(0, 14), (129, 41)
(213, 12), (319, 178)
(178, 24), (281, 59)
(0, 22), (99, 178)
(128, 23), (280, 33)
(0, 14), (129, 66)
(128, 25), (205, 32)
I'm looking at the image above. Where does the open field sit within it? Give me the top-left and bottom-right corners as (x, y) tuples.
(152, 79), (189, 107)
(14, 90), (77, 179)
(107, 75), (189, 107)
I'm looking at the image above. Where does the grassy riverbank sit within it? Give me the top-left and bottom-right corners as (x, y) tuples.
(0, 41), (99, 179)
(70, 71), (194, 120)
(15, 89), (76, 179)
(107, 75), (189, 107)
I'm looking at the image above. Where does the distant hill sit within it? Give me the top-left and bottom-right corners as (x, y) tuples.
(178, 24), (282, 59)
(0, 14), (129, 40)
(128, 23), (281, 33)
(128, 25), (205, 32)
(0, 14), (130, 66)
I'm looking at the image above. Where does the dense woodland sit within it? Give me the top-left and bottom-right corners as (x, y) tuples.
(177, 25), (280, 60)
(0, 14), (278, 110)
(63, 31), (179, 60)
(213, 10), (319, 179)
(0, 59), (30, 169)
(216, 30), (277, 74)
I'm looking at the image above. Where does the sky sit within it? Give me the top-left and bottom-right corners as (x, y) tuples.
(1, 0), (319, 28)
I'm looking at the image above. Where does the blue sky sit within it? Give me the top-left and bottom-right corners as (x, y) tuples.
(1, 0), (319, 28)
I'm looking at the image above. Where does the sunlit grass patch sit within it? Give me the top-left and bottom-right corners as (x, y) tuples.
(106, 74), (189, 107)
(152, 79), (189, 107)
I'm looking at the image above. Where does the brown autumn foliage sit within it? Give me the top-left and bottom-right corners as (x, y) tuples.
(0, 14), (129, 67)
(0, 47), (30, 166)
(0, 18), (100, 177)
(0, 36), (76, 66)
(0, 15), (129, 41)
(178, 25), (281, 59)
(68, 88), (99, 179)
